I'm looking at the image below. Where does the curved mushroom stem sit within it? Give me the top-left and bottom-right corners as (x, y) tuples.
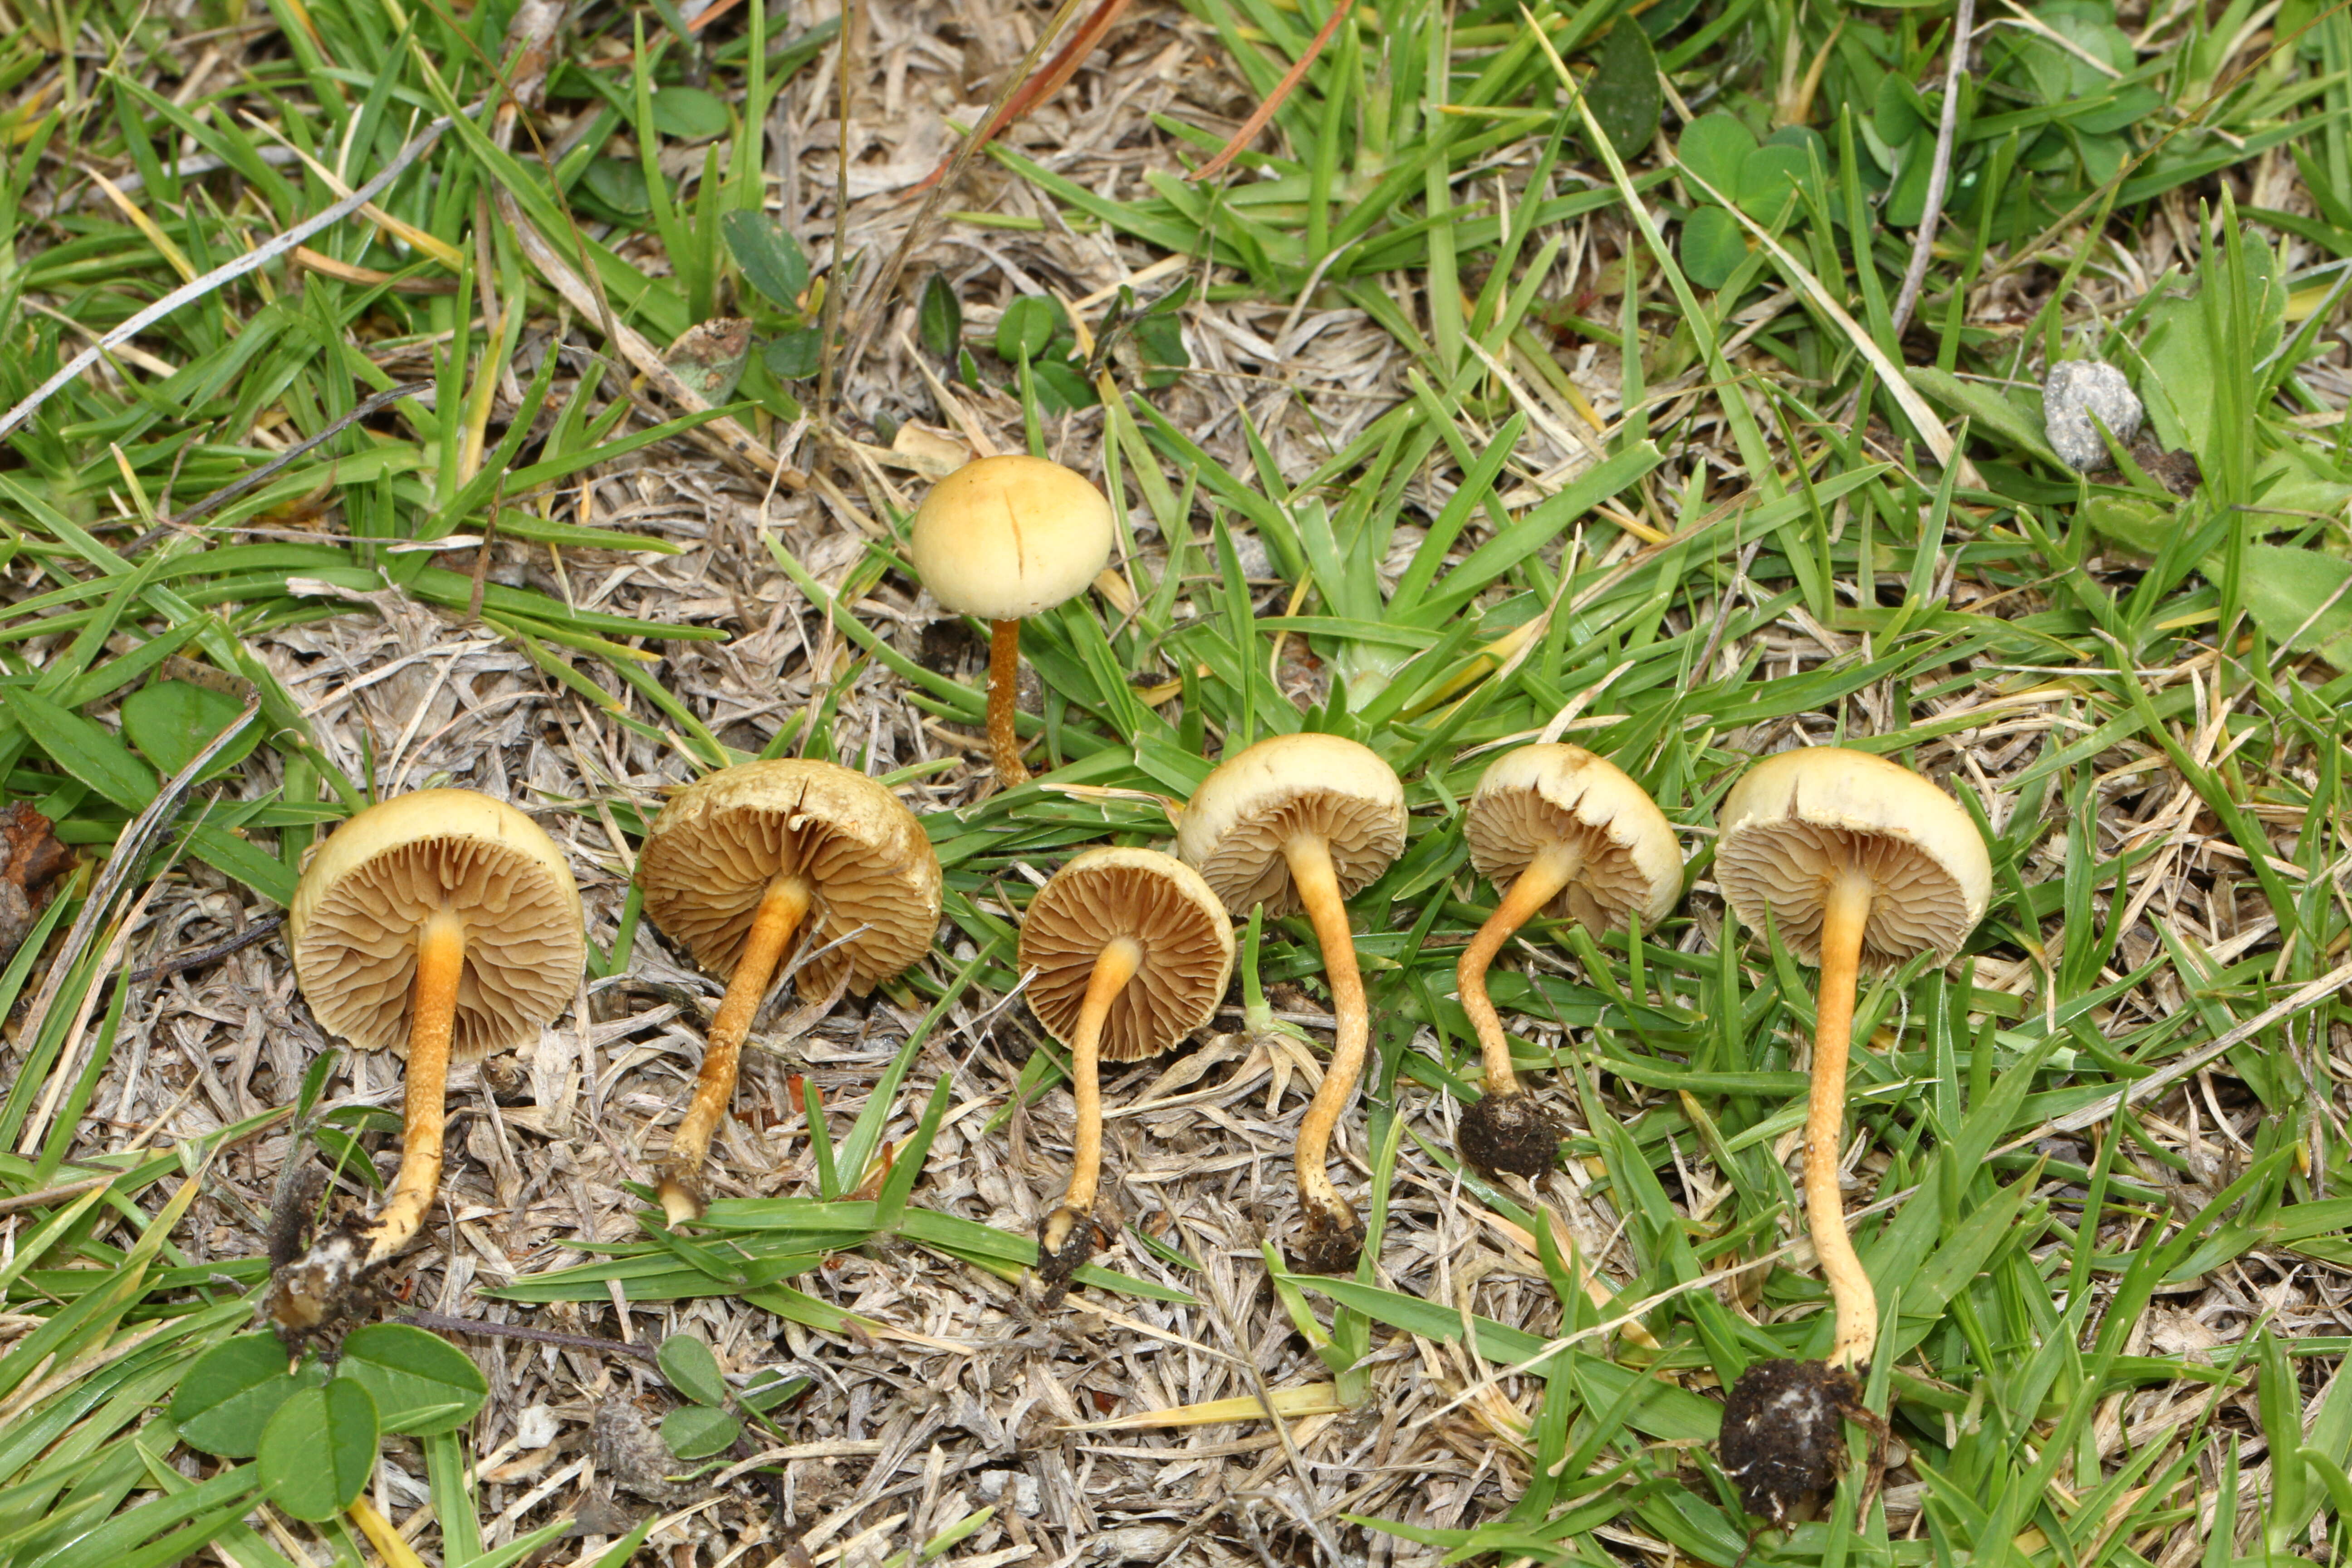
(660, 873), (813, 1225)
(1039, 936), (1143, 1279)
(1284, 832), (1371, 1272)
(1810, 865), (1877, 1370)
(987, 619), (1030, 787)
(1458, 841), (1583, 1099)
(361, 907), (467, 1271)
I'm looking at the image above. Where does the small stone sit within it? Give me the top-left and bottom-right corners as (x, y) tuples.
(2042, 360), (2143, 471)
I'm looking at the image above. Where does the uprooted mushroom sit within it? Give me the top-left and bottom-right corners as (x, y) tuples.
(1018, 847), (1234, 1287)
(637, 759), (942, 1224)
(265, 790), (584, 1338)
(1711, 745), (1990, 1524)
(1455, 745), (1682, 1176)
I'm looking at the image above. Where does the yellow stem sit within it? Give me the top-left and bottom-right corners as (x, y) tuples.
(1041, 936), (1144, 1260)
(360, 907), (466, 1272)
(1457, 840), (1582, 1098)
(988, 618), (1030, 786)
(1811, 866), (1877, 1369)
(1286, 833), (1366, 1230)
(661, 874), (813, 1225)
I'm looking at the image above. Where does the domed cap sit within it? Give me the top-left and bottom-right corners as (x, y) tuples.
(1176, 733), (1407, 918)
(637, 759), (942, 998)
(1466, 745), (1683, 930)
(1716, 746), (1993, 967)
(908, 455), (1116, 621)
(1018, 847), (1236, 1061)
(289, 789), (585, 1061)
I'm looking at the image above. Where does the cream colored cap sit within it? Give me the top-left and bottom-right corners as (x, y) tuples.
(289, 789), (585, 1061)
(1019, 847), (1236, 1062)
(637, 759), (942, 998)
(1716, 746), (1993, 966)
(1466, 745), (1683, 930)
(908, 455), (1115, 621)
(1176, 733), (1407, 917)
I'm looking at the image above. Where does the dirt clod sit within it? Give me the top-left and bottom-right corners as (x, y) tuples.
(1458, 1092), (1561, 1178)
(1718, 1357), (1866, 1526)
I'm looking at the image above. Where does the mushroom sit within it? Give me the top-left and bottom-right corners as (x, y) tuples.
(267, 789), (584, 1335)
(1018, 846), (1235, 1284)
(1715, 745), (1989, 1374)
(637, 759), (942, 1224)
(1456, 745), (1682, 1176)
(1177, 733), (1406, 1272)
(909, 454), (1115, 787)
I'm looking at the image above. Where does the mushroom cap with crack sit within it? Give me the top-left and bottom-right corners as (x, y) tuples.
(289, 789), (585, 1062)
(1715, 746), (1993, 967)
(1465, 745), (1683, 930)
(637, 759), (942, 999)
(1018, 847), (1236, 1062)
(908, 454), (1116, 621)
(1175, 733), (1408, 918)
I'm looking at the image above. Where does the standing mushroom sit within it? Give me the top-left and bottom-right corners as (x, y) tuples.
(267, 790), (585, 1335)
(1018, 847), (1235, 1284)
(1456, 745), (1683, 1176)
(1712, 746), (1989, 1523)
(909, 455), (1115, 787)
(637, 760), (943, 1224)
(1177, 733), (1406, 1273)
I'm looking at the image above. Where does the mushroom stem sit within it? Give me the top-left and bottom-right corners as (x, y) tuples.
(1284, 832), (1369, 1261)
(1457, 840), (1583, 1099)
(660, 872), (813, 1225)
(1809, 865), (1877, 1370)
(362, 907), (466, 1270)
(987, 619), (1030, 787)
(1040, 936), (1143, 1267)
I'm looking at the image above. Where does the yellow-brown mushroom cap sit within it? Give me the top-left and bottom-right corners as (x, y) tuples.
(289, 789), (585, 1061)
(1175, 733), (1407, 917)
(1467, 745), (1684, 930)
(908, 455), (1116, 622)
(1019, 847), (1236, 1062)
(1715, 746), (1993, 967)
(637, 759), (942, 998)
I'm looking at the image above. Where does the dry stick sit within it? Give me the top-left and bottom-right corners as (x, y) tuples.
(1886, 0), (1978, 341)
(658, 875), (813, 1225)
(0, 120), (449, 442)
(1810, 867), (1878, 1370)
(1188, 0), (1361, 182)
(836, 0), (1091, 392)
(1456, 843), (1581, 1099)
(1282, 833), (1367, 1247)
(362, 908), (466, 1270)
(812, 0), (857, 441)
(1042, 936), (1144, 1256)
(986, 620), (1029, 786)
(912, 0), (1136, 193)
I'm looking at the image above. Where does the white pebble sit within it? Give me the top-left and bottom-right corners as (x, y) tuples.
(2042, 360), (2142, 470)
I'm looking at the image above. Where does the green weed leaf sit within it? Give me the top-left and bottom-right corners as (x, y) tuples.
(649, 85), (730, 139)
(997, 296), (1058, 361)
(120, 681), (262, 781)
(1676, 111), (1755, 200)
(1582, 24), (1660, 159)
(660, 1404), (741, 1460)
(258, 1379), (379, 1521)
(723, 212), (811, 310)
(2239, 544), (2352, 668)
(172, 1333), (315, 1458)
(918, 274), (963, 358)
(1678, 206), (1749, 289)
(335, 1324), (489, 1436)
(656, 1333), (730, 1406)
